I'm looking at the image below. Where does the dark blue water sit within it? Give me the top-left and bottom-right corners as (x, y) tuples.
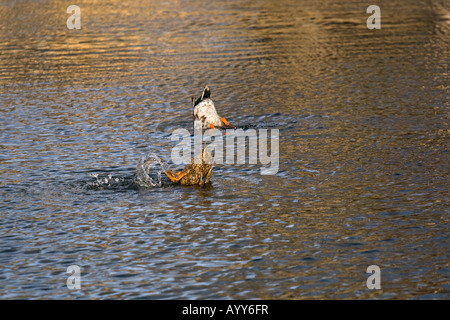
(0, 0), (449, 299)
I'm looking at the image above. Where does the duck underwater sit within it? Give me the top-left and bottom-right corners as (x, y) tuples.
(163, 86), (234, 186)
(193, 86), (235, 130)
(164, 143), (213, 186)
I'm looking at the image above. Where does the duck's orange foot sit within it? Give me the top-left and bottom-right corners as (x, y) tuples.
(222, 117), (236, 129)
(164, 170), (187, 183)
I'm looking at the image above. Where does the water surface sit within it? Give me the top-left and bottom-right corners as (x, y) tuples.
(0, 0), (449, 299)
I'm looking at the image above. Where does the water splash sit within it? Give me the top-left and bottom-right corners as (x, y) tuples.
(85, 173), (130, 190)
(134, 153), (169, 188)
(84, 154), (169, 190)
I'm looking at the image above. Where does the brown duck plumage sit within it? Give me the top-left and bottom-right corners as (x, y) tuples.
(164, 144), (213, 186)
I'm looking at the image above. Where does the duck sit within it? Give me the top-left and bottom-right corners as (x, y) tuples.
(193, 86), (235, 130)
(164, 143), (213, 186)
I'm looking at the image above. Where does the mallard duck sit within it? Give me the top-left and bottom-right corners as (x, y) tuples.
(164, 144), (213, 186)
(193, 86), (235, 130)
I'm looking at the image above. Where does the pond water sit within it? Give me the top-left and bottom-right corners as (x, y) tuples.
(0, 0), (448, 299)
